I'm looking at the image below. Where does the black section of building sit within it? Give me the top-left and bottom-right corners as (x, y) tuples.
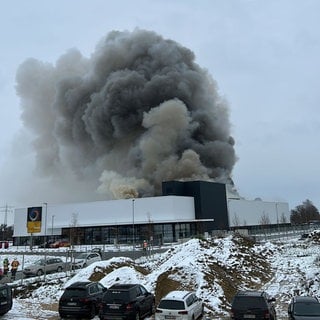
(162, 181), (229, 231)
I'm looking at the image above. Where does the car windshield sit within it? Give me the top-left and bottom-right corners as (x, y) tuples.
(294, 302), (320, 316)
(158, 299), (185, 310)
(76, 253), (88, 259)
(34, 259), (46, 266)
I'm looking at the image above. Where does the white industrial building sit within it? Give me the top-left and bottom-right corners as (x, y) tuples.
(228, 199), (289, 227)
(12, 181), (290, 246)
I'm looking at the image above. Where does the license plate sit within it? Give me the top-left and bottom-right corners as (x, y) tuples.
(165, 316), (176, 319)
(67, 302), (77, 306)
(109, 305), (120, 309)
(244, 315), (255, 319)
(0, 301), (7, 305)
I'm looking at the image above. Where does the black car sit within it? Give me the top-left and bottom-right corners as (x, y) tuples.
(288, 296), (320, 319)
(230, 290), (277, 320)
(38, 240), (55, 248)
(99, 283), (155, 320)
(59, 281), (107, 319)
(0, 284), (12, 316)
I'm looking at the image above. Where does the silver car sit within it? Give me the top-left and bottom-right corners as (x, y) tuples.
(23, 257), (66, 276)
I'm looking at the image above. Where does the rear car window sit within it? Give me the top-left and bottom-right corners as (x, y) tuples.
(0, 287), (9, 299)
(158, 299), (185, 310)
(63, 288), (87, 298)
(232, 297), (267, 309)
(294, 302), (320, 315)
(103, 290), (131, 302)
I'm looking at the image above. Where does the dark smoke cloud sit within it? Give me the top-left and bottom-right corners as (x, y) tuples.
(16, 29), (236, 200)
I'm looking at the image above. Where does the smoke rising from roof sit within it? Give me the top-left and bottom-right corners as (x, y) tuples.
(15, 29), (236, 200)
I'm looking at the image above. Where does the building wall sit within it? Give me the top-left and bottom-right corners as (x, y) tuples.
(13, 180), (291, 242)
(227, 199), (290, 227)
(162, 180), (229, 230)
(13, 196), (195, 237)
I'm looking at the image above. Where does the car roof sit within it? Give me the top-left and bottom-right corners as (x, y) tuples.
(78, 252), (99, 256)
(235, 290), (265, 297)
(109, 284), (138, 290)
(67, 281), (92, 289)
(293, 296), (319, 303)
(162, 291), (193, 301)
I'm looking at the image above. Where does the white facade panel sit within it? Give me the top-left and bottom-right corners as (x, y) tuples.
(13, 196), (195, 237)
(228, 199), (290, 227)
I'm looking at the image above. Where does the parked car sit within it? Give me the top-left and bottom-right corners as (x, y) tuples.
(23, 257), (66, 276)
(59, 281), (107, 319)
(0, 284), (12, 316)
(299, 233), (310, 241)
(288, 296), (320, 319)
(99, 283), (155, 320)
(50, 239), (71, 248)
(38, 240), (55, 248)
(155, 290), (203, 320)
(72, 252), (102, 269)
(230, 290), (277, 320)
(91, 247), (103, 257)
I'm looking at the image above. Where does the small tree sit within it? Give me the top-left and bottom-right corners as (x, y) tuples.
(259, 212), (271, 225)
(232, 213), (240, 227)
(290, 199), (320, 224)
(279, 212), (287, 224)
(0, 224), (13, 241)
(69, 213), (79, 246)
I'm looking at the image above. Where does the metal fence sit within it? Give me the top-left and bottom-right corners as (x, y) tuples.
(248, 223), (318, 242)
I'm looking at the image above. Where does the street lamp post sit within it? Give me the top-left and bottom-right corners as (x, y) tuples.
(132, 199), (135, 261)
(275, 203), (279, 233)
(51, 215), (55, 237)
(43, 202), (48, 242)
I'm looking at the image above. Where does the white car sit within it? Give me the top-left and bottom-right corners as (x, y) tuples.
(155, 291), (204, 320)
(72, 252), (101, 269)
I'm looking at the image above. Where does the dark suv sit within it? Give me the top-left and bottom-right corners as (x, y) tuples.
(99, 284), (155, 320)
(288, 296), (320, 319)
(0, 284), (12, 316)
(230, 290), (277, 320)
(59, 281), (107, 319)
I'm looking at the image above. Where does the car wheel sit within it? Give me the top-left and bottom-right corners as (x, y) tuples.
(57, 266), (63, 272)
(36, 269), (44, 276)
(88, 304), (96, 319)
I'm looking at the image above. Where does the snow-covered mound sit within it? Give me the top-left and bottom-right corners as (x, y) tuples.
(12, 233), (320, 319)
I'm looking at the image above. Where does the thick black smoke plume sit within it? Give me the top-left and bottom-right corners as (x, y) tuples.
(16, 29), (236, 199)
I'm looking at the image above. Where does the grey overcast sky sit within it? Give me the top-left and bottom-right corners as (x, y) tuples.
(0, 0), (319, 217)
